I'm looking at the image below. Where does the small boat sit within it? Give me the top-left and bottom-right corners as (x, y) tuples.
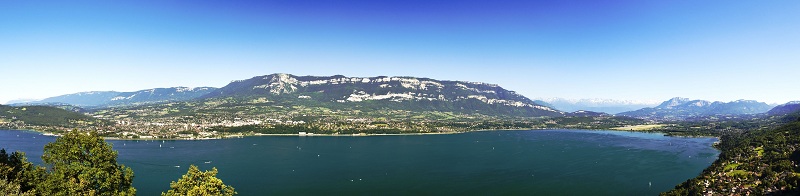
(204, 161), (212, 164)
(174, 166), (180, 168)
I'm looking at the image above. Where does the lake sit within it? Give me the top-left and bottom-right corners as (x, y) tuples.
(0, 129), (718, 195)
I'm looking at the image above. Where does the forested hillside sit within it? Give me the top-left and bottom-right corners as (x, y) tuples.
(663, 113), (800, 195)
(0, 105), (101, 127)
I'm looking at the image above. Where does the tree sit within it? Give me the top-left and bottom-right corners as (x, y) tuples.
(0, 178), (34, 196)
(0, 149), (44, 193)
(37, 130), (135, 195)
(162, 165), (236, 196)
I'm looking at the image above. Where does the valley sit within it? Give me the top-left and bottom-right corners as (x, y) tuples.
(2, 74), (797, 141)
(1, 73), (651, 139)
(2, 73), (800, 195)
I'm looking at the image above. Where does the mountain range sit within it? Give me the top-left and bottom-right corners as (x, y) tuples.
(201, 73), (563, 117)
(533, 97), (660, 114)
(618, 97), (773, 120)
(768, 101), (800, 116)
(11, 87), (216, 107)
(6, 73), (796, 119)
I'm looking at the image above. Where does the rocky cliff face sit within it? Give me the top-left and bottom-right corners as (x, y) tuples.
(202, 73), (563, 117)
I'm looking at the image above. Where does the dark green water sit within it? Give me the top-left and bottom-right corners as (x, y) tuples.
(1, 129), (718, 195)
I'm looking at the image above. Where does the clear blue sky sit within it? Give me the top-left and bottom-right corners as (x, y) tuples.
(1, 0), (798, 104)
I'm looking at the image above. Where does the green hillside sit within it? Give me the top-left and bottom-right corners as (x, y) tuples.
(663, 112), (800, 195)
(0, 105), (101, 127)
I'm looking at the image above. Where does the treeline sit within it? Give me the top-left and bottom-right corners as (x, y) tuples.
(662, 113), (800, 195)
(0, 130), (235, 195)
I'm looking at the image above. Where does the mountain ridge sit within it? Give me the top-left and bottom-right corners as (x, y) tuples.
(619, 97), (772, 120)
(201, 73), (563, 117)
(7, 73), (787, 119)
(17, 87), (217, 108)
(534, 97), (659, 114)
(767, 101), (800, 116)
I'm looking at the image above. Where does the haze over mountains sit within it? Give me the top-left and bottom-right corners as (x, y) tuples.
(9, 87), (216, 107)
(768, 101), (800, 116)
(618, 97), (774, 120)
(6, 73), (797, 119)
(533, 97), (660, 114)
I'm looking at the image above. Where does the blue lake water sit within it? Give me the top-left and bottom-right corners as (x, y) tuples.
(0, 129), (718, 195)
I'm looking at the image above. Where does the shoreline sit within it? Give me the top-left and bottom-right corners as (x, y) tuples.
(3, 127), (719, 141)
(248, 132), (462, 137)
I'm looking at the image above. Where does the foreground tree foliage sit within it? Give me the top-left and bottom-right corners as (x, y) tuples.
(0, 149), (44, 194)
(162, 165), (236, 196)
(0, 178), (34, 196)
(1, 130), (136, 196)
(3, 130), (237, 195)
(37, 131), (136, 195)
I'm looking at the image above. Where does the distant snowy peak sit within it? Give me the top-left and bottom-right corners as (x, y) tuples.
(537, 97), (662, 106)
(534, 97), (659, 114)
(620, 97), (772, 120)
(656, 97), (692, 108)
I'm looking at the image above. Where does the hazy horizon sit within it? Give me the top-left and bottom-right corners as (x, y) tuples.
(2, 0), (799, 104)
